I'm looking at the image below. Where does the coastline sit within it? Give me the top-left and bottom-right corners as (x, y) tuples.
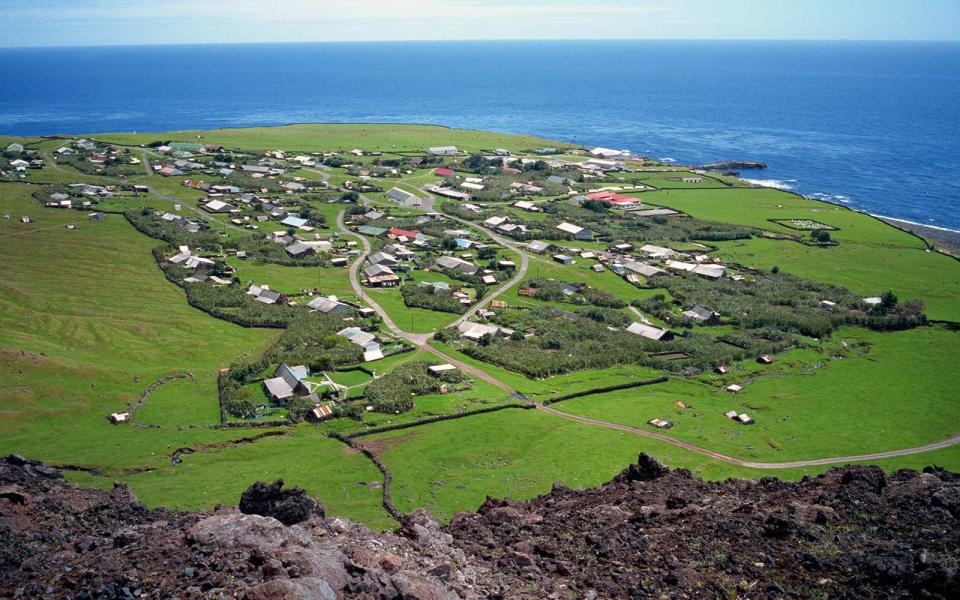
(875, 215), (960, 255)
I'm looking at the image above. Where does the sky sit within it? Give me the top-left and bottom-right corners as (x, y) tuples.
(1, 0), (959, 47)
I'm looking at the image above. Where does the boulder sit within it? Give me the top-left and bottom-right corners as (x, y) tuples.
(239, 479), (321, 525)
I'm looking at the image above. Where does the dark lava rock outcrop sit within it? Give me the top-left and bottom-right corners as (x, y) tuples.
(2, 453), (958, 599)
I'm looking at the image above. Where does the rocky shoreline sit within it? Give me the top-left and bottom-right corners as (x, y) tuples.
(2, 453), (958, 598)
(877, 216), (960, 256)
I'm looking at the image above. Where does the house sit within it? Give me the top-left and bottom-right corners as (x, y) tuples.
(357, 225), (388, 237)
(419, 281), (450, 293)
(590, 147), (631, 159)
(309, 403), (334, 422)
(592, 264), (605, 272)
(363, 348), (384, 362)
(725, 384), (742, 393)
(281, 215), (309, 229)
(586, 191), (641, 207)
(513, 200), (538, 211)
(435, 255), (478, 275)
(282, 182), (306, 192)
(639, 244), (677, 259)
(484, 216), (509, 228)
(426, 185), (471, 201)
(362, 264), (400, 287)
(387, 187), (419, 205)
(368, 251), (399, 267)
(526, 240), (551, 254)
(338, 327), (380, 354)
(461, 181), (485, 192)
(682, 305), (719, 323)
(308, 295), (352, 314)
(553, 254), (573, 265)
(107, 412), (130, 424)
(203, 199), (236, 213)
(457, 321), (504, 342)
(626, 322), (672, 341)
(387, 227), (423, 242)
(434, 167), (455, 177)
(623, 261), (667, 278)
(546, 175), (567, 186)
(497, 223), (527, 236)
(247, 284), (283, 305)
(632, 208), (679, 217)
(821, 300), (838, 309)
(169, 142), (205, 153)
(285, 241), (317, 258)
(612, 243), (634, 253)
(5, 142), (25, 153)
(428, 364), (458, 376)
(725, 411), (753, 424)
(426, 146), (458, 156)
(159, 166), (184, 177)
(681, 177), (703, 183)
(648, 418), (673, 429)
(363, 210), (385, 221)
(758, 354), (774, 364)
(263, 363), (311, 401)
(556, 222), (592, 240)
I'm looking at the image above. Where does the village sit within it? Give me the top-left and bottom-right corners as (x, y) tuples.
(2, 131), (922, 440)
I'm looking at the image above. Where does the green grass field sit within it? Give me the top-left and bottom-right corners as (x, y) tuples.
(647, 187), (960, 321)
(89, 123), (569, 154)
(556, 326), (960, 463)
(3, 124), (959, 531)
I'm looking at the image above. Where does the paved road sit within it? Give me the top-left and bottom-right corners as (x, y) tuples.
(341, 193), (960, 469)
(334, 208), (513, 393)
(539, 403), (960, 469)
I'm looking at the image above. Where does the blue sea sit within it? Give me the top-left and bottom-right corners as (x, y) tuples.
(1, 40), (958, 228)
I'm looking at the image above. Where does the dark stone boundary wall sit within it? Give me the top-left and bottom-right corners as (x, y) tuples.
(542, 376), (669, 405)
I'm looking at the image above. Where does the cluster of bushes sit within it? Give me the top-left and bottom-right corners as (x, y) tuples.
(220, 313), (363, 419)
(225, 171), (284, 193)
(523, 278), (626, 309)
(363, 361), (468, 414)
(127, 209), (220, 248)
(643, 271), (926, 338)
(400, 284), (468, 314)
(453, 305), (803, 378)
(442, 200), (754, 242)
(59, 151), (143, 177)
(232, 235), (339, 266)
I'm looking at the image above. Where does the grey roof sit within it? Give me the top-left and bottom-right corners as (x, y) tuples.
(308, 296), (351, 314)
(285, 241), (314, 256)
(682, 305), (717, 321)
(363, 263), (396, 278)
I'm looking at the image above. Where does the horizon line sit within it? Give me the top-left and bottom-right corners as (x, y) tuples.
(2, 37), (959, 50)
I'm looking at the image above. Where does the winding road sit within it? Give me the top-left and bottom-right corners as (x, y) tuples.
(335, 196), (960, 471)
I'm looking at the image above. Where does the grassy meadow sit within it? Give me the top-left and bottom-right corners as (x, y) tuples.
(2, 124), (959, 531)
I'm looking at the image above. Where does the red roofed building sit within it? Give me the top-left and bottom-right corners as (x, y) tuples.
(388, 227), (423, 241)
(434, 167), (455, 177)
(586, 191), (641, 206)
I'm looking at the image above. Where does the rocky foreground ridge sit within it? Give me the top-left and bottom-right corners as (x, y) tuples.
(1, 454), (958, 599)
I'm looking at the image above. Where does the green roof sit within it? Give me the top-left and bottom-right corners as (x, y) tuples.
(357, 226), (387, 236)
(169, 142), (204, 152)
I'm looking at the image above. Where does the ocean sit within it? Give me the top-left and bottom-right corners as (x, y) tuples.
(1, 40), (958, 228)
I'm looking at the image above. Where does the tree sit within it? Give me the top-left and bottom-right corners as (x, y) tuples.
(880, 290), (898, 311)
(811, 229), (832, 243)
(771, 265), (780, 274)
